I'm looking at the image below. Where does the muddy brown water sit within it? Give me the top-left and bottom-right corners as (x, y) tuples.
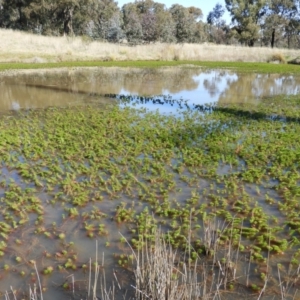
(0, 67), (299, 299)
(0, 67), (299, 113)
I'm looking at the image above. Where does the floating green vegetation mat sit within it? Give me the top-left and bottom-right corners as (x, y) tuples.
(1, 94), (300, 297)
(1, 60), (300, 74)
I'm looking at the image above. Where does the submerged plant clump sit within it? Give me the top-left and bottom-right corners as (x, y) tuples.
(0, 95), (300, 298)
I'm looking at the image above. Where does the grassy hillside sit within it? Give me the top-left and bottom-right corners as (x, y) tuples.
(0, 28), (299, 64)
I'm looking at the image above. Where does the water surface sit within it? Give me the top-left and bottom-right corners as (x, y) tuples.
(1, 67), (299, 113)
(0, 67), (299, 299)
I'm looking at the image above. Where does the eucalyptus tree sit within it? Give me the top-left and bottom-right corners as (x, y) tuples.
(136, 0), (158, 42)
(57, 0), (82, 35)
(0, 0), (50, 31)
(207, 3), (225, 27)
(122, 0), (176, 43)
(285, 0), (300, 48)
(225, 0), (267, 46)
(0, 0), (101, 35)
(194, 21), (210, 43)
(285, 13), (300, 48)
(169, 4), (202, 43)
(154, 2), (176, 42)
(122, 2), (143, 43)
(131, 0), (176, 43)
(261, 0), (299, 48)
(105, 11), (124, 42)
(156, 13), (176, 42)
(87, 0), (122, 40)
(140, 10), (157, 42)
(207, 3), (228, 43)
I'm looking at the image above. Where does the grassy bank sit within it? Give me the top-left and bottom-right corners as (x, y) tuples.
(1, 60), (300, 75)
(1, 29), (299, 64)
(0, 28), (300, 74)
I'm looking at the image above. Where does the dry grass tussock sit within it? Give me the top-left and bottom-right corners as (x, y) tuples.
(0, 28), (299, 63)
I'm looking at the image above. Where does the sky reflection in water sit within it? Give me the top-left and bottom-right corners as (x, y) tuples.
(0, 67), (299, 113)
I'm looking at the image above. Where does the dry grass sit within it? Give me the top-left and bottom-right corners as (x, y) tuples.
(4, 261), (43, 300)
(128, 223), (247, 300)
(267, 52), (287, 64)
(5, 224), (300, 300)
(130, 232), (211, 300)
(0, 29), (299, 63)
(127, 221), (300, 300)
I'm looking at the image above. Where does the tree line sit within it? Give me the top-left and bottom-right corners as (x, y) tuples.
(0, 0), (299, 48)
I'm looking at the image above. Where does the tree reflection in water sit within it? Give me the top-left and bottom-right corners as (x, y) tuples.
(0, 68), (299, 112)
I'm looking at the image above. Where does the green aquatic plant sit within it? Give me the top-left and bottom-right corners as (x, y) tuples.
(15, 256), (22, 263)
(114, 202), (135, 223)
(43, 266), (54, 275)
(0, 91), (299, 297)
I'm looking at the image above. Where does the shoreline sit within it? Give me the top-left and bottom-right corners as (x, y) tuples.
(1, 60), (300, 75)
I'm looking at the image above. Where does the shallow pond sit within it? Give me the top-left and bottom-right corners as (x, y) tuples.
(1, 67), (300, 113)
(0, 67), (299, 300)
